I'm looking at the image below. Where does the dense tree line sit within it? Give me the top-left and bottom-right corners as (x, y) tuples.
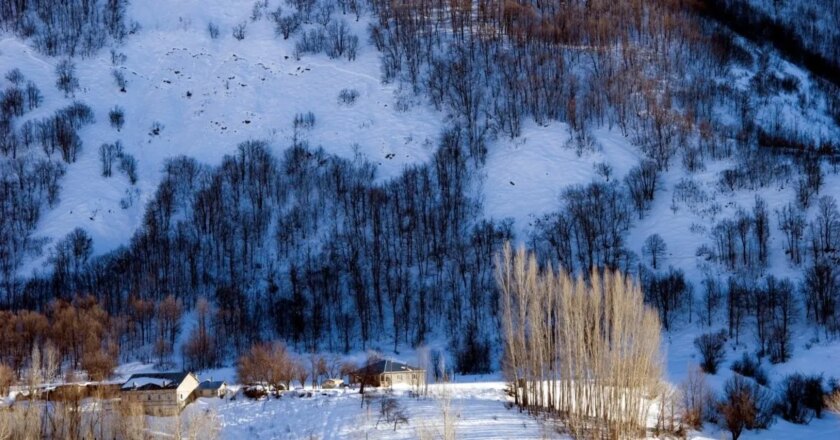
(696, 0), (840, 89)
(362, 0), (836, 171)
(13, 131), (510, 370)
(0, 296), (118, 381)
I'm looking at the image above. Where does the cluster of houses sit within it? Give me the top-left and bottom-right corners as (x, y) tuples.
(120, 372), (227, 416)
(119, 359), (424, 416)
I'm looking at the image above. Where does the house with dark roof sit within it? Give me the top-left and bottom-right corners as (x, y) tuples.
(196, 379), (227, 398)
(120, 372), (200, 416)
(350, 360), (425, 388)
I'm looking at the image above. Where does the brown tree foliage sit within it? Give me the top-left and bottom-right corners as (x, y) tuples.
(0, 363), (13, 395)
(0, 296), (119, 382)
(237, 341), (298, 392)
(717, 375), (774, 440)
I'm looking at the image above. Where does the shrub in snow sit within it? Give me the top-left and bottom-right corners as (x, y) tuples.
(24, 81), (42, 110)
(827, 387), (840, 416)
(679, 365), (711, 429)
(273, 13), (301, 40)
(119, 153), (138, 184)
(775, 373), (826, 424)
(34, 102), (94, 163)
(110, 50), (128, 66)
(293, 112), (315, 130)
(593, 162), (612, 181)
(233, 21), (247, 41)
(55, 60), (79, 97)
(58, 101), (95, 128)
(109, 106), (125, 131)
(378, 396), (409, 431)
(325, 21), (357, 60)
(717, 374), (775, 440)
(207, 22), (220, 39)
(801, 375), (826, 418)
(694, 330), (727, 374)
(5, 68), (24, 85)
(251, 1), (266, 22)
(243, 386), (268, 400)
(730, 353), (768, 386)
(112, 69), (127, 92)
(293, 20), (359, 61)
(643, 267), (689, 331)
(99, 141), (123, 177)
(149, 121), (164, 136)
(0, 86), (24, 118)
(295, 28), (325, 58)
(454, 322), (491, 374)
(120, 187), (139, 209)
(338, 88), (359, 105)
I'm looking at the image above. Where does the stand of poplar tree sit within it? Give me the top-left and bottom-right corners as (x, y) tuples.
(498, 244), (662, 439)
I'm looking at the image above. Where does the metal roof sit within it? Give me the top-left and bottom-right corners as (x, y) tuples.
(197, 380), (226, 390)
(122, 372), (192, 391)
(354, 360), (424, 375)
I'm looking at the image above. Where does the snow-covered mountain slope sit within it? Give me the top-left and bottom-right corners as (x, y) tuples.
(2, 0), (442, 267)
(3, 0), (840, 438)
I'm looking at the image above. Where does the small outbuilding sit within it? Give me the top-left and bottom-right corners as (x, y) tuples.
(351, 360), (425, 388)
(196, 380), (227, 398)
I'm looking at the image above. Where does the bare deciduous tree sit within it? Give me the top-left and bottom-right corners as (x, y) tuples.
(680, 365), (711, 429)
(643, 234), (667, 270)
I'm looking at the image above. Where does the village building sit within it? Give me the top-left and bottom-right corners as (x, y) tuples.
(350, 360), (426, 388)
(196, 379), (227, 398)
(322, 378), (344, 389)
(120, 372), (200, 416)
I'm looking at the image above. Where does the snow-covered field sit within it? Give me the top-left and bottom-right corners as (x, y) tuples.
(112, 361), (554, 439)
(115, 332), (840, 440)
(115, 362), (555, 438)
(179, 381), (553, 440)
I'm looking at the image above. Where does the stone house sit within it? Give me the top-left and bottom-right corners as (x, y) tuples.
(120, 372), (200, 416)
(351, 360), (425, 388)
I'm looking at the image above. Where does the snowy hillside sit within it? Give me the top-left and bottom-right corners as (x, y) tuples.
(2, 0), (443, 265)
(2, 0), (840, 438)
